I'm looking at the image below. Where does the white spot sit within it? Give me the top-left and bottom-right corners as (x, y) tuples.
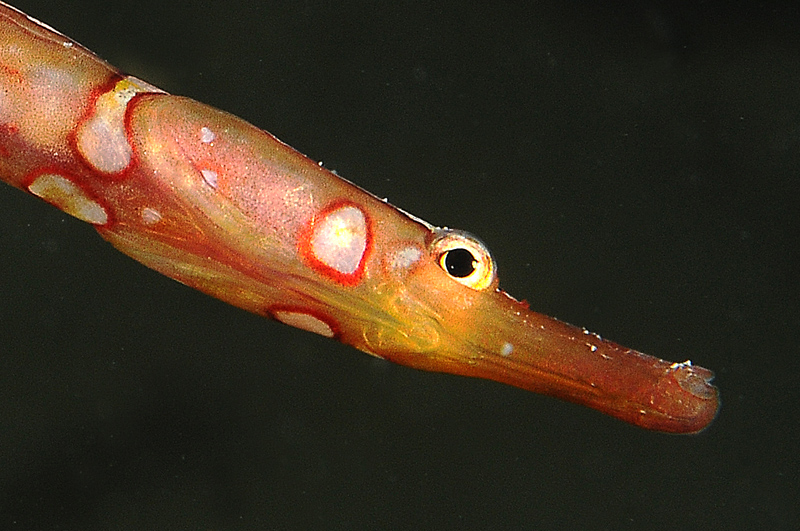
(75, 78), (145, 173)
(200, 126), (216, 143)
(141, 207), (162, 225)
(273, 310), (334, 338)
(200, 169), (218, 189)
(74, 76), (163, 174)
(75, 78), (165, 173)
(311, 205), (367, 275)
(670, 360), (693, 370)
(28, 174), (108, 225)
(500, 342), (514, 357)
(391, 246), (422, 271)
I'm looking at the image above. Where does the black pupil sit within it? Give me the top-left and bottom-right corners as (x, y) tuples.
(444, 248), (477, 278)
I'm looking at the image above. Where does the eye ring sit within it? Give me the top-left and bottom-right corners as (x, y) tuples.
(430, 229), (497, 291)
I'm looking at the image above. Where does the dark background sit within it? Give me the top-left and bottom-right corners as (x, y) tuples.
(1, 1), (797, 529)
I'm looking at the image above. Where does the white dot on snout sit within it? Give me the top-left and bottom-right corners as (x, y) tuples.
(501, 342), (514, 357)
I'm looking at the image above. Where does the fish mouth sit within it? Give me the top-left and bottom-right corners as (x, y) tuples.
(380, 291), (720, 434)
(471, 341), (719, 433)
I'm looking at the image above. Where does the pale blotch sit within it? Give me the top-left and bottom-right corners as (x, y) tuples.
(273, 310), (334, 338)
(200, 169), (218, 189)
(501, 342), (514, 357)
(141, 207), (162, 225)
(28, 174), (108, 225)
(200, 126), (216, 144)
(76, 77), (153, 173)
(21, 66), (84, 149)
(311, 205), (367, 275)
(391, 246), (422, 272)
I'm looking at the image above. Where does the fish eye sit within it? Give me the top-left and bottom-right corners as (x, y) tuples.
(431, 229), (496, 291)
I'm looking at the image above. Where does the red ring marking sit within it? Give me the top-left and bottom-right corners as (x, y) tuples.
(297, 200), (372, 286)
